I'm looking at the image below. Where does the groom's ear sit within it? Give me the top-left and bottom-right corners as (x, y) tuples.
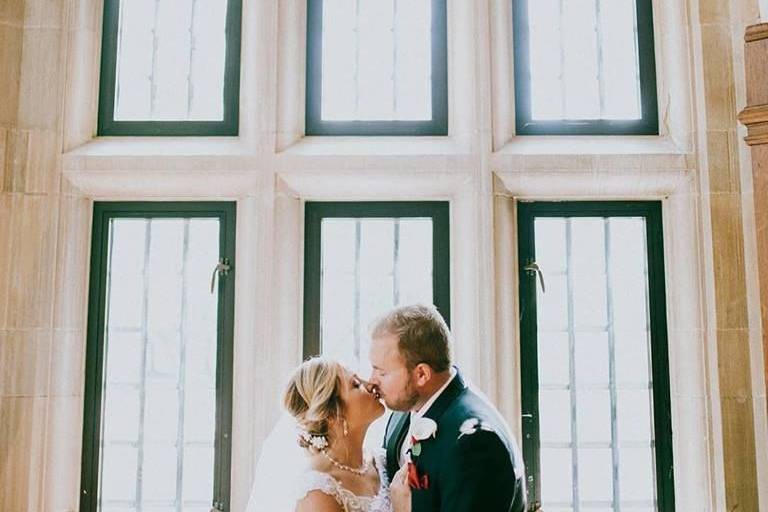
(413, 363), (433, 386)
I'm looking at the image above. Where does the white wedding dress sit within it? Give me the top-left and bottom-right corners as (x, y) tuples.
(245, 415), (393, 512)
(294, 451), (393, 512)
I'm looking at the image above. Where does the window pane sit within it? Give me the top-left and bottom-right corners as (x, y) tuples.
(319, 217), (433, 374)
(534, 216), (657, 511)
(526, 0), (642, 121)
(99, 218), (219, 510)
(113, 0), (228, 121)
(320, 0), (432, 121)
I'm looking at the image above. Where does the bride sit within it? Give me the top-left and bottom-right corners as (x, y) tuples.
(245, 357), (411, 512)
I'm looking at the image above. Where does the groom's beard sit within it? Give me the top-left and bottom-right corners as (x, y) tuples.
(386, 378), (420, 412)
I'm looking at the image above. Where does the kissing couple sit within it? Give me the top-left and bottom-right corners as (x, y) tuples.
(245, 304), (527, 512)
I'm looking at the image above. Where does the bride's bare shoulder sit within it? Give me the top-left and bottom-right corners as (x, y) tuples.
(295, 489), (345, 512)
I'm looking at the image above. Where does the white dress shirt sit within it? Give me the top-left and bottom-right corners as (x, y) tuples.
(399, 367), (458, 466)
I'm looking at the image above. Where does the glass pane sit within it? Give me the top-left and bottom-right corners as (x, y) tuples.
(539, 390), (572, 444)
(99, 218), (219, 510)
(114, 0), (228, 121)
(321, 0), (432, 121)
(534, 215), (657, 510)
(541, 448), (573, 506)
(578, 448), (614, 502)
(320, 217), (433, 375)
(527, 0), (642, 121)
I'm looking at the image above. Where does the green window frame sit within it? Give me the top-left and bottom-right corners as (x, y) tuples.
(517, 201), (674, 511)
(79, 202), (236, 512)
(512, 0), (659, 135)
(303, 201), (451, 358)
(305, 0), (449, 136)
(97, 0), (242, 136)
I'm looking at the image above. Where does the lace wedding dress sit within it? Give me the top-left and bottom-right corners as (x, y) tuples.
(245, 415), (393, 512)
(294, 451), (393, 512)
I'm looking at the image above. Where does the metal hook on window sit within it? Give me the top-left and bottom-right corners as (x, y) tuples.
(210, 257), (231, 294)
(523, 261), (545, 293)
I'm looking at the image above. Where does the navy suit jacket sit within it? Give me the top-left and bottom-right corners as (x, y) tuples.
(383, 370), (527, 512)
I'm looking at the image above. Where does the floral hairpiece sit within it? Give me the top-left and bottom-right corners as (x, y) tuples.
(299, 429), (329, 451)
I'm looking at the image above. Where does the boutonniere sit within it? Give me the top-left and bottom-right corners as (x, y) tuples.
(409, 417), (437, 457)
(457, 417), (493, 439)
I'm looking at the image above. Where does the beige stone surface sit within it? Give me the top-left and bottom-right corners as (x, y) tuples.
(707, 130), (742, 193)
(720, 396), (760, 509)
(23, 0), (65, 29)
(0, 396), (47, 510)
(53, 194), (90, 330)
(49, 330), (85, 398)
(710, 194), (750, 331)
(41, 395), (82, 512)
(0, 330), (52, 398)
(0, 0), (25, 24)
(17, 28), (65, 130)
(0, 23), (22, 125)
(5, 194), (59, 330)
(702, 25), (738, 131)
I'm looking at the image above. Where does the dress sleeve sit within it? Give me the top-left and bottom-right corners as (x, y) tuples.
(294, 470), (345, 507)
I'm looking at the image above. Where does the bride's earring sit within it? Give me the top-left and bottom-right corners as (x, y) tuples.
(343, 419), (349, 437)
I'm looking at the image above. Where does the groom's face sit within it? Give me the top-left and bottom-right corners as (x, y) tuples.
(368, 332), (419, 412)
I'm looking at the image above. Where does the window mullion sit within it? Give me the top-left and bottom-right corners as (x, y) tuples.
(605, 219), (622, 511)
(135, 220), (153, 511)
(149, 0), (162, 119)
(174, 220), (191, 511)
(392, 0), (399, 117)
(565, 219), (581, 511)
(353, 0), (362, 118)
(186, 0), (198, 118)
(595, 0), (607, 118)
(557, 0), (566, 118)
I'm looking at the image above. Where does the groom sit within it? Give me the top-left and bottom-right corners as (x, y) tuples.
(368, 304), (527, 512)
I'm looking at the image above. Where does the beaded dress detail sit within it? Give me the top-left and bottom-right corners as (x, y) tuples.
(295, 450), (392, 512)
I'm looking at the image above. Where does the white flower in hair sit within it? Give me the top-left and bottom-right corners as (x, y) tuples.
(299, 430), (329, 450)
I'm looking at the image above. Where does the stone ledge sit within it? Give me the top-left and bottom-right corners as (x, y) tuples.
(745, 23), (768, 43)
(738, 104), (768, 146)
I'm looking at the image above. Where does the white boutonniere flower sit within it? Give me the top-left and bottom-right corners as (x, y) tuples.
(411, 417), (438, 442)
(409, 417), (438, 458)
(458, 417), (493, 439)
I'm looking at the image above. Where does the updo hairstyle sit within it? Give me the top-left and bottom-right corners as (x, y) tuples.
(283, 357), (346, 451)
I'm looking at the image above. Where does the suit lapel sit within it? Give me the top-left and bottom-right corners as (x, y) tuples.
(386, 411), (411, 477)
(422, 368), (467, 423)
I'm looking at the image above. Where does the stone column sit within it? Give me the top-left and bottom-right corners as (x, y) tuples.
(698, 1), (761, 509)
(0, 2), (90, 510)
(739, 21), (768, 424)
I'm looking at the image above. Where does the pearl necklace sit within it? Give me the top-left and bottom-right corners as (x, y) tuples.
(322, 450), (370, 475)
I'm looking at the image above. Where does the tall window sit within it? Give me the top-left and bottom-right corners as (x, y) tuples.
(306, 0), (448, 136)
(98, 0), (242, 135)
(518, 202), (674, 511)
(80, 203), (236, 512)
(513, 0), (658, 135)
(303, 202), (450, 371)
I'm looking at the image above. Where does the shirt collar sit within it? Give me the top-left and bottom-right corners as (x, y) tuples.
(411, 367), (458, 419)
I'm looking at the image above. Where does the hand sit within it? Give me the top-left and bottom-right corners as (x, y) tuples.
(390, 464), (412, 512)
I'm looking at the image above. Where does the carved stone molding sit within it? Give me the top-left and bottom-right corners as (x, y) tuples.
(745, 22), (768, 43)
(738, 104), (768, 146)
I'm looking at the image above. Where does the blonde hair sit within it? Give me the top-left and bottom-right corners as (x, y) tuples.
(283, 357), (346, 450)
(371, 304), (453, 372)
